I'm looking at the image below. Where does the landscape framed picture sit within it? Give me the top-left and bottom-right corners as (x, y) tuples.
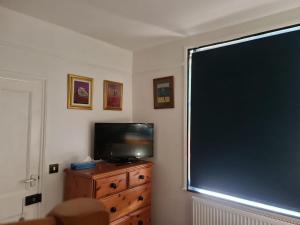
(103, 80), (123, 110)
(153, 76), (174, 109)
(67, 74), (93, 110)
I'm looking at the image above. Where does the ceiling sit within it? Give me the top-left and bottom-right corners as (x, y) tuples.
(1, 0), (300, 51)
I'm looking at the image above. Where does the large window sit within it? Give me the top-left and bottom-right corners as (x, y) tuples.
(187, 25), (300, 218)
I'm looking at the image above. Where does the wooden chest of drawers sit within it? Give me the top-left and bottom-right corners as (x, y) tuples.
(64, 161), (153, 225)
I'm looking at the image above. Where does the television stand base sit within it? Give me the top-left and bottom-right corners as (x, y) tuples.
(107, 157), (140, 166)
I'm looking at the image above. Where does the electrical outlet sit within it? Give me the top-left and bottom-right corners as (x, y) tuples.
(25, 193), (42, 206)
(49, 164), (59, 174)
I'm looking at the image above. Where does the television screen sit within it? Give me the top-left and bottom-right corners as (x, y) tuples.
(94, 123), (154, 161)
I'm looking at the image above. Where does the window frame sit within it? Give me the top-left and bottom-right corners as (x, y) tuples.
(184, 24), (300, 220)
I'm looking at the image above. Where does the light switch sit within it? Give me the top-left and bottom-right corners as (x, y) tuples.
(49, 164), (59, 174)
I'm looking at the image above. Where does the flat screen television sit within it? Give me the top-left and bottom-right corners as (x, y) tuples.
(94, 123), (154, 162)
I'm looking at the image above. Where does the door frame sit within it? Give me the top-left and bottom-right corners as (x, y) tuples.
(0, 69), (46, 218)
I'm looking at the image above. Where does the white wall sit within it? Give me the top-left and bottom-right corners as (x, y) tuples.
(0, 6), (133, 215)
(132, 7), (300, 225)
(3, 2), (300, 223)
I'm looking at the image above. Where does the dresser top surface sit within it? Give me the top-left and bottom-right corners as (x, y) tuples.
(65, 160), (153, 179)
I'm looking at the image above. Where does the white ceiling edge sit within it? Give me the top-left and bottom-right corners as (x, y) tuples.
(0, 0), (184, 51)
(1, 0), (300, 51)
(135, 6), (300, 53)
(184, 2), (300, 37)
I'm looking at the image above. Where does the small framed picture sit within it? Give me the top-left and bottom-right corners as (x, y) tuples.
(153, 76), (174, 109)
(103, 80), (123, 110)
(67, 74), (93, 110)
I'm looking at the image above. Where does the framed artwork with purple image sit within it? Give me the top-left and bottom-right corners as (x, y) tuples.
(67, 74), (93, 110)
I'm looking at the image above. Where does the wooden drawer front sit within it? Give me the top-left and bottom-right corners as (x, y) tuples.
(129, 167), (152, 188)
(101, 183), (151, 221)
(64, 174), (93, 200)
(95, 173), (127, 199)
(110, 216), (131, 225)
(130, 207), (151, 225)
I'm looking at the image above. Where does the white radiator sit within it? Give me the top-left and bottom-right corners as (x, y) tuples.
(193, 197), (298, 225)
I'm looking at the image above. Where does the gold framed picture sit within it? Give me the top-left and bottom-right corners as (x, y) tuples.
(67, 74), (93, 110)
(103, 80), (123, 110)
(153, 76), (174, 109)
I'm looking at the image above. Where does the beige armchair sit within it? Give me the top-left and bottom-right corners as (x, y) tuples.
(3, 198), (109, 225)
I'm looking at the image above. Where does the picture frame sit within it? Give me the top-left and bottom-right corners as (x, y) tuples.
(103, 80), (123, 110)
(153, 76), (174, 109)
(67, 74), (93, 110)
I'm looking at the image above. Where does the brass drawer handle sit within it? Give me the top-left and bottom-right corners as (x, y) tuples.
(139, 175), (145, 180)
(138, 195), (144, 201)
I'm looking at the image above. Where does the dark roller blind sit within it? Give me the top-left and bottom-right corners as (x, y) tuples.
(188, 26), (300, 213)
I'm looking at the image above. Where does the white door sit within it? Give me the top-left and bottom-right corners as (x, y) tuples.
(0, 76), (44, 223)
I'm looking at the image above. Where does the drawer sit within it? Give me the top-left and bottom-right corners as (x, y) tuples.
(101, 183), (151, 221)
(130, 207), (151, 225)
(95, 173), (127, 199)
(110, 216), (131, 225)
(129, 167), (152, 188)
